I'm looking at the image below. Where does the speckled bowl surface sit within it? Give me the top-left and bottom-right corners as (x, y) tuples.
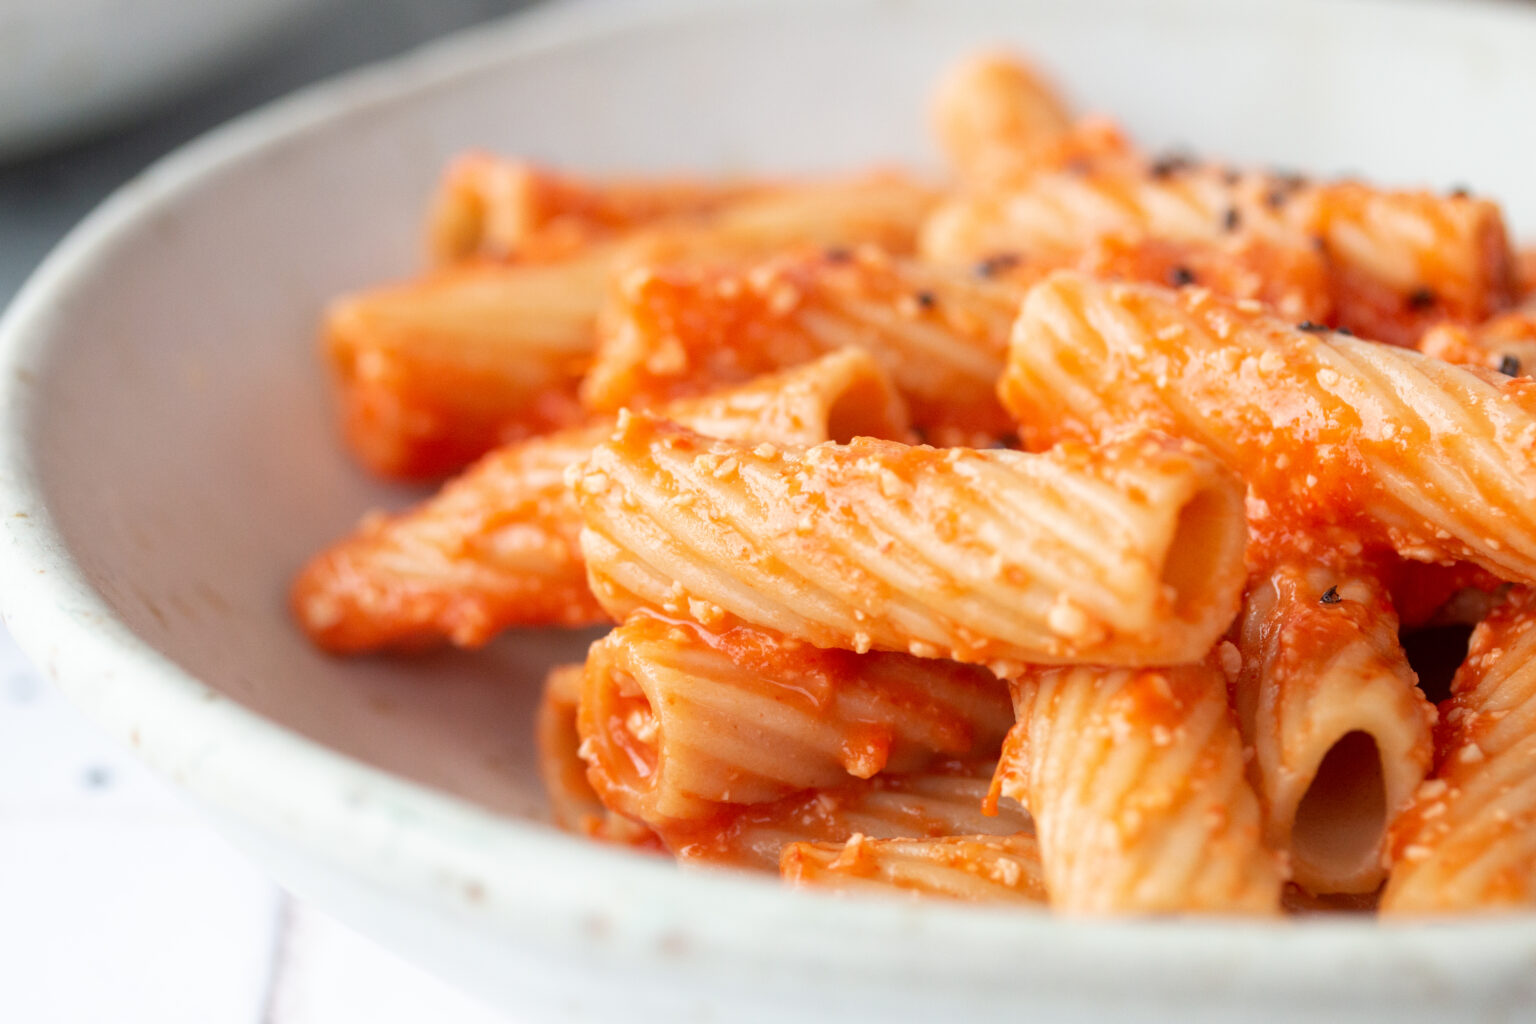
(3, 1), (1536, 1020)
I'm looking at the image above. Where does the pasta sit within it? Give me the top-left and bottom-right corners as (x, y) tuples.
(781, 833), (1046, 904)
(1312, 182), (1514, 347)
(575, 414), (1248, 671)
(929, 51), (1073, 186)
(661, 759), (1029, 871)
(539, 667), (1027, 866)
(924, 161), (1510, 346)
(329, 173), (936, 479)
(427, 153), (766, 265)
(294, 45), (1536, 916)
(1418, 300), (1536, 379)
(576, 613), (1012, 824)
(534, 663), (660, 849)
(580, 246), (1025, 445)
(324, 253), (607, 479)
(292, 349), (909, 652)
(992, 664), (1283, 914)
(921, 161), (1320, 272)
(1235, 563), (1434, 894)
(1519, 247), (1536, 299)
(1000, 271), (1536, 579)
(1383, 587), (1536, 912)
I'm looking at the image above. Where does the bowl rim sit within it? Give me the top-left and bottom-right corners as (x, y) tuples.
(2, 0), (1535, 1001)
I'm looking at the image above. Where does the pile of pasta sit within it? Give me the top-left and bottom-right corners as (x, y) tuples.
(293, 52), (1536, 915)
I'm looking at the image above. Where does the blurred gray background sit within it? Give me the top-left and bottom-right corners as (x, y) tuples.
(0, 0), (538, 307)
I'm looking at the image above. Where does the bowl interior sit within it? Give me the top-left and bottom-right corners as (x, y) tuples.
(9, 0), (1536, 902)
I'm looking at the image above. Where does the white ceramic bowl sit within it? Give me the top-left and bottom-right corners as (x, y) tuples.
(4, 1), (1536, 1020)
(0, 0), (332, 160)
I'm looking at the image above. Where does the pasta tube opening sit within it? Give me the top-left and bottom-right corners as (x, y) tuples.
(584, 662), (663, 800)
(824, 369), (912, 444)
(1161, 481), (1246, 626)
(576, 615), (1013, 826)
(1233, 564), (1432, 895)
(1290, 731), (1388, 890)
(535, 664), (658, 849)
(583, 249), (1019, 445)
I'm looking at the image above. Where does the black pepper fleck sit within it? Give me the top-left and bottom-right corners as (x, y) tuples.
(1297, 321), (1327, 333)
(823, 246), (853, 264)
(1500, 354), (1521, 377)
(1222, 207), (1242, 232)
(974, 253), (1021, 278)
(913, 290), (937, 310)
(1151, 153), (1192, 179)
(1407, 287), (1436, 311)
(1266, 189), (1287, 209)
(1320, 586), (1342, 605)
(1450, 185), (1471, 199)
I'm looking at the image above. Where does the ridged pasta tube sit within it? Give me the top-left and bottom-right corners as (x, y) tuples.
(781, 833), (1045, 904)
(1418, 302), (1536, 379)
(575, 414), (1248, 671)
(292, 349), (909, 653)
(1236, 564), (1434, 894)
(995, 664), (1283, 914)
(1313, 182), (1513, 347)
(538, 670), (1024, 871)
(329, 173), (936, 479)
(929, 51), (1074, 186)
(1383, 587), (1536, 912)
(577, 614), (1013, 823)
(325, 254), (608, 479)
(581, 247), (1025, 444)
(920, 162), (1320, 276)
(661, 760), (1027, 870)
(925, 166), (1511, 345)
(427, 153), (765, 264)
(1001, 272), (1536, 579)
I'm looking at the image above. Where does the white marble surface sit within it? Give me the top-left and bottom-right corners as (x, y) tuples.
(0, 625), (512, 1023)
(1, 1), (541, 1019)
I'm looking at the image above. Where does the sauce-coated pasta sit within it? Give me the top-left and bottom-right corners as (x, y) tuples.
(295, 49), (1536, 916)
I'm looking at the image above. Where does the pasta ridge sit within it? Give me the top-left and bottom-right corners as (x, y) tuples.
(1384, 588), (1536, 912)
(1000, 665), (1283, 914)
(292, 349), (907, 652)
(1001, 271), (1536, 577)
(1236, 563), (1434, 894)
(576, 412), (1248, 668)
(576, 614), (1013, 825)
